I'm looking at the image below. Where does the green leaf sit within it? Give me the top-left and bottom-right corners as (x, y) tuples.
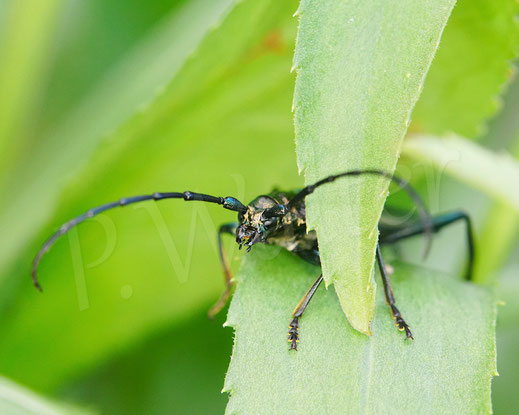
(0, 0), (300, 392)
(61, 310), (232, 415)
(493, 264), (519, 414)
(293, 0), (457, 334)
(411, 0), (519, 138)
(0, 0), (235, 277)
(224, 245), (497, 414)
(0, 0), (64, 180)
(473, 140), (519, 284)
(38, 0), (191, 125)
(403, 135), (519, 211)
(0, 376), (90, 415)
(474, 201), (519, 284)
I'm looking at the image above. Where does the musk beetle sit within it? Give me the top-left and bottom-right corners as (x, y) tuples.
(32, 169), (474, 350)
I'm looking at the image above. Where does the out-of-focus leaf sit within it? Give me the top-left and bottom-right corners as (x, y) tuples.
(411, 0), (519, 138)
(224, 245), (497, 414)
(474, 139), (519, 284)
(474, 201), (519, 284)
(0, 377), (91, 415)
(293, 0), (456, 334)
(0, 0), (300, 392)
(483, 72), (519, 150)
(38, 0), (188, 128)
(0, 0), (64, 180)
(61, 309), (232, 415)
(0, 0), (235, 278)
(403, 135), (519, 210)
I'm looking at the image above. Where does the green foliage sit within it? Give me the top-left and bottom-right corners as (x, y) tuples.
(0, 377), (89, 415)
(0, 0), (234, 276)
(474, 201), (519, 283)
(473, 140), (519, 283)
(224, 246), (497, 415)
(411, 0), (519, 138)
(493, 266), (519, 414)
(403, 135), (519, 210)
(0, 0), (517, 413)
(475, 136), (519, 412)
(293, 0), (456, 334)
(0, 0), (63, 179)
(62, 310), (232, 415)
(0, 0), (300, 392)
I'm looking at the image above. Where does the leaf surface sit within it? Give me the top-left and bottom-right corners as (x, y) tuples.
(293, 0), (456, 334)
(224, 246), (497, 415)
(62, 310), (232, 415)
(0, 0), (234, 277)
(411, 0), (519, 138)
(0, 0), (300, 391)
(0, 0), (64, 180)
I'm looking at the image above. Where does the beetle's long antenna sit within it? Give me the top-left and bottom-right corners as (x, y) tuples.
(286, 169), (433, 258)
(31, 192), (247, 290)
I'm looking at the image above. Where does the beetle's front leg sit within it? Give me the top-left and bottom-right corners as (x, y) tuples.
(288, 274), (323, 350)
(208, 222), (238, 318)
(376, 243), (413, 339)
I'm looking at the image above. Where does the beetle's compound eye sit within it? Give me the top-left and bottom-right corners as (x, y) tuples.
(260, 217), (278, 234)
(262, 204), (287, 219)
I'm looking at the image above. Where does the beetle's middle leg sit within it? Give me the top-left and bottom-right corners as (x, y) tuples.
(376, 243), (413, 339)
(208, 222), (238, 318)
(288, 274), (323, 350)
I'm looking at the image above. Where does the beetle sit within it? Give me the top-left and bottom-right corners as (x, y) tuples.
(32, 169), (474, 350)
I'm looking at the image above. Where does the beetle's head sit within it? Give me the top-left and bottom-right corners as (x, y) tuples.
(236, 196), (287, 251)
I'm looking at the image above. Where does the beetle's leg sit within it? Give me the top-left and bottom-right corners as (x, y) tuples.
(286, 169), (433, 258)
(376, 243), (413, 339)
(288, 274), (323, 351)
(208, 222), (239, 318)
(380, 211), (474, 281)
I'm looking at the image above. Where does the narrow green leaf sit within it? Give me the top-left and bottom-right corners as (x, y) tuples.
(474, 201), (519, 284)
(0, 376), (90, 415)
(293, 0), (456, 334)
(411, 0), (519, 138)
(62, 310), (232, 415)
(0, 0), (235, 277)
(0, 0), (300, 391)
(224, 246), (497, 414)
(473, 140), (519, 284)
(493, 265), (519, 414)
(403, 135), (519, 210)
(0, 0), (64, 180)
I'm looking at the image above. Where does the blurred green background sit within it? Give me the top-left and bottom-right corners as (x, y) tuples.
(0, 0), (517, 414)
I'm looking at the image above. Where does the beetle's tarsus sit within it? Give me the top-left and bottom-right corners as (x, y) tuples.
(391, 305), (413, 340)
(288, 317), (299, 351)
(33, 280), (43, 292)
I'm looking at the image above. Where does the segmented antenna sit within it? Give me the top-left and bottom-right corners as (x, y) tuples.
(31, 191), (246, 290)
(286, 169), (433, 258)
